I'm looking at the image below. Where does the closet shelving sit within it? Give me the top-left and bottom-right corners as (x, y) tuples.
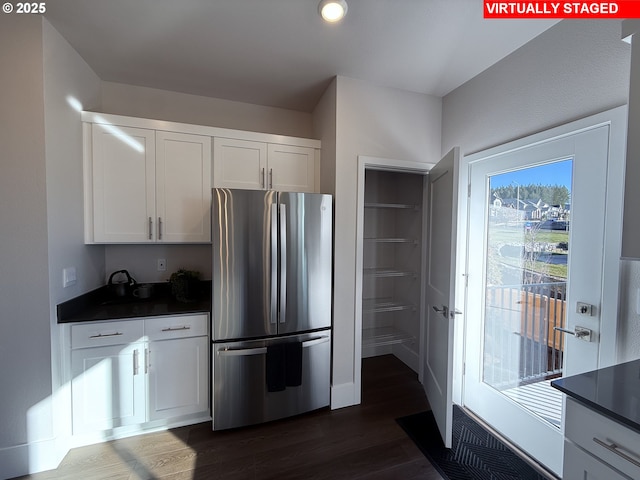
(361, 170), (424, 371)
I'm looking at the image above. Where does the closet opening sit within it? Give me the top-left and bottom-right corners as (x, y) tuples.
(355, 157), (433, 397)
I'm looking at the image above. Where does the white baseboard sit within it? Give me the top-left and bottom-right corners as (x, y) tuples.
(331, 382), (359, 409)
(0, 436), (63, 479)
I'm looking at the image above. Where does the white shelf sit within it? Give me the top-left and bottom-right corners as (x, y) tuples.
(364, 237), (417, 245)
(363, 299), (415, 314)
(363, 268), (416, 278)
(362, 327), (415, 348)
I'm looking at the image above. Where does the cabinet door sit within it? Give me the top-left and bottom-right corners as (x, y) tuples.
(564, 441), (632, 480)
(147, 336), (209, 421)
(213, 137), (267, 190)
(156, 132), (212, 243)
(267, 144), (315, 192)
(71, 343), (146, 434)
(92, 124), (156, 242)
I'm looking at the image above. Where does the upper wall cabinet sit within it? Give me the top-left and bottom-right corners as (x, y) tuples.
(86, 121), (211, 243)
(83, 112), (320, 244)
(622, 21), (640, 259)
(213, 138), (317, 192)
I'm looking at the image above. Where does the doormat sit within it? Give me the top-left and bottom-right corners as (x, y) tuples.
(396, 406), (551, 480)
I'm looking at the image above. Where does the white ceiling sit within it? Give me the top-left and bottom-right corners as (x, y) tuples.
(44, 0), (559, 112)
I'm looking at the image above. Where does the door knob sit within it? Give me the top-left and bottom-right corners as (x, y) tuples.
(432, 305), (449, 317)
(554, 326), (592, 342)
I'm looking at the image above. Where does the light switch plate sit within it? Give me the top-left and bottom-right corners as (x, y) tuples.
(63, 267), (77, 288)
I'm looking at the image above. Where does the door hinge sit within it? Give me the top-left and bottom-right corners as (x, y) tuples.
(463, 362), (466, 375)
(468, 184), (471, 197)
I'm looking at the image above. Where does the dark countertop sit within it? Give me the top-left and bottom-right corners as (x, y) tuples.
(57, 281), (211, 323)
(551, 359), (640, 434)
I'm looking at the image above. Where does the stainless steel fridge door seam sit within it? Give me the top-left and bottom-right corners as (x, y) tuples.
(279, 203), (287, 324)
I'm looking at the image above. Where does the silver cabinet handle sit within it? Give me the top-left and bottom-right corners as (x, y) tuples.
(161, 326), (191, 332)
(279, 203), (287, 324)
(158, 217), (163, 240)
(261, 167), (266, 188)
(217, 346), (267, 357)
(133, 349), (139, 375)
(89, 332), (123, 339)
(145, 348), (149, 374)
(269, 168), (273, 189)
(593, 437), (640, 468)
(148, 217), (153, 240)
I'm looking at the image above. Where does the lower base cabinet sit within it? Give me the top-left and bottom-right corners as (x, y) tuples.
(70, 314), (209, 437)
(563, 398), (640, 480)
(148, 335), (209, 421)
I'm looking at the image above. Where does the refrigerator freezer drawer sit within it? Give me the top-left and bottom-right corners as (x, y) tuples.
(212, 331), (331, 431)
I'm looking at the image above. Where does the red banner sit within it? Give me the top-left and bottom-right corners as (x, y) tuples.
(484, 1), (640, 18)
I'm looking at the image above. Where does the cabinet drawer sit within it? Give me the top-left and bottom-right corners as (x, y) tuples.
(563, 440), (632, 480)
(145, 314), (208, 341)
(566, 398), (640, 479)
(71, 320), (144, 349)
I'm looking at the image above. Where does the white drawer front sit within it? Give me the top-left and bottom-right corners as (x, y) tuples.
(71, 320), (144, 349)
(566, 398), (640, 479)
(145, 314), (208, 341)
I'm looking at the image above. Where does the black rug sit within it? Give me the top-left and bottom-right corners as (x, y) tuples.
(396, 406), (551, 480)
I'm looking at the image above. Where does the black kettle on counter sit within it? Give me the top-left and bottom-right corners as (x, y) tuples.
(107, 269), (137, 298)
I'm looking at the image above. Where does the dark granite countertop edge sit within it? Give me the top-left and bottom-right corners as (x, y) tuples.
(57, 281), (211, 324)
(551, 360), (640, 435)
(551, 380), (640, 434)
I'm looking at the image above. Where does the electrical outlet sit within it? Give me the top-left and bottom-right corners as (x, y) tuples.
(157, 258), (166, 271)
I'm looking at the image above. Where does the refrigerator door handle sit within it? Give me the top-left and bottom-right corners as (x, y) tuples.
(217, 346), (268, 357)
(302, 335), (331, 348)
(279, 203), (287, 324)
(270, 204), (278, 325)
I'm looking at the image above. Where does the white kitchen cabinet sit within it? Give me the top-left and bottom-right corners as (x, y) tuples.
(91, 124), (156, 243)
(156, 131), (211, 243)
(213, 137), (267, 190)
(146, 315), (209, 421)
(563, 397), (640, 480)
(622, 21), (640, 258)
(69, 314), (210, 438)
(88, 124), (211, 243)
(71, 343), (146, 434)
(213, 137), (316, 192)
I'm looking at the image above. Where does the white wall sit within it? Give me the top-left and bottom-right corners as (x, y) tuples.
(312, 78), (337, 195)
(101, 81), (314, 138)
(0, 15), (52, 479)
(329, 76), (442, 408)
(442, 20), (639, 365)
(42, 17), (103, 470)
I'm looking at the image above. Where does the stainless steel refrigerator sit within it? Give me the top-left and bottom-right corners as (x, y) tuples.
(211, 188), (332, 431)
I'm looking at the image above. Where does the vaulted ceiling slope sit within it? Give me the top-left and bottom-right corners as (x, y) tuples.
(44, 0), (558, 112)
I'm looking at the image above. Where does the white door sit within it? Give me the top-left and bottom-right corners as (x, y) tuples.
(423, 147), (460, 448)
(156, 131), (212, 243)
(463, 118), (622, 476)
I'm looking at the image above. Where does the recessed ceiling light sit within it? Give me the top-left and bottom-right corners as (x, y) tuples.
(318, 0), (348, 23)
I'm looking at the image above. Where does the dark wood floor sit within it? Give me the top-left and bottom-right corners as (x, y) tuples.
(16, 355), (443, 480)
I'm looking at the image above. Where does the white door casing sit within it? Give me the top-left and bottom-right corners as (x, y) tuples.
(424, 147), (460, 448)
